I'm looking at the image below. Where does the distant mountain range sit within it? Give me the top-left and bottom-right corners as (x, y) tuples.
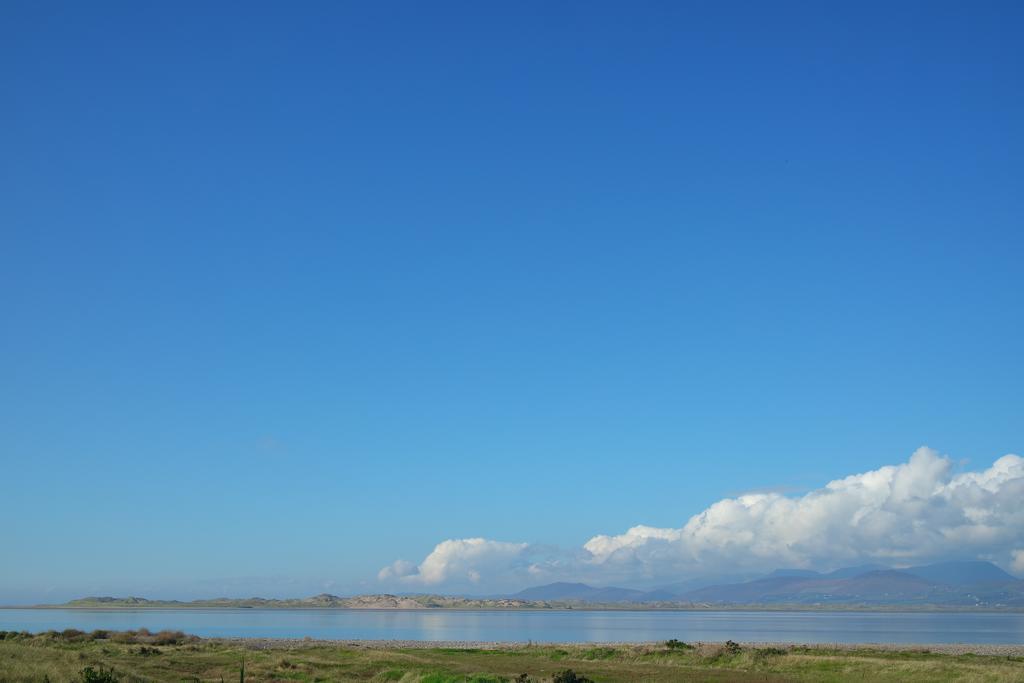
(510, 561), (1024, 607)
(60, 594), (537, 610)
(512, 582), (677, 602)
(51, 561), (1024, 611)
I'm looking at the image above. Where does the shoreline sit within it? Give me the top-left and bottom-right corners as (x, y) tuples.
(3, 629), (1023, 654)
(6, 604), (1024, 613)
(211, 638), (1024, 656)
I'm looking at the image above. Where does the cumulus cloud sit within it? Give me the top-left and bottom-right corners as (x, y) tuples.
(379, 448), (1024, 589)
(377, 560), (416, 581)
(1012, 550), (1024, 574)
(382, 538), (529, 587)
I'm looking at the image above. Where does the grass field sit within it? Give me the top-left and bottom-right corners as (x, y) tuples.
(1, 630), (1023, 682)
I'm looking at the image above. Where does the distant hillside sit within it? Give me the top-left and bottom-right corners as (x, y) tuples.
(66, 595), (421, 609)
(764, 569), (820, 579)
(509, 561), (1024, 608)
(758, 564), (891, 581)
(63, 594), (534, 610)
(513, 582), (650, 602)
(823, 564), (890, 579)
(679, 562), (1024, 607)
(685, 571), (938, 603)
(512, 582), (691, 603)
(897, 561), (1016, 585)
(68, 596), (159, 606)
(54, 561), (1024, 611)
(652, 574), (755, 595)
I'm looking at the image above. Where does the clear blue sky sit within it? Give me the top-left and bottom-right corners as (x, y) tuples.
(2, 1), (1022, 603)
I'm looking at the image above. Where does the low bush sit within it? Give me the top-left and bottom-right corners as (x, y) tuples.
(151, 629), (193, 645)
(99, 628), (198, 645)
(78, 666), (121, 683)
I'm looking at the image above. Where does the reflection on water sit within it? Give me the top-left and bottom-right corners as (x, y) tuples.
(1, 608), (1022, 644)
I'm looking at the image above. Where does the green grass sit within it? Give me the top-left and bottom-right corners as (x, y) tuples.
(1, 631), (1023, 682)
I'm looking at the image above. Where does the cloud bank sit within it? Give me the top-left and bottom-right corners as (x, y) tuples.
(380, 448), (1024, 590)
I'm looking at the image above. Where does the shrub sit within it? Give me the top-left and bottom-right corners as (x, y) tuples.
(79, 666), (121, 683)
(552, 670), (594, 683)
(90, 630), (111, 640)
(62, 628), (88, 641)
(724, 640), (742, 655)
(665, 639), (693, 650)
(152, 630), (192, 645)
(750, 646), (786, 664)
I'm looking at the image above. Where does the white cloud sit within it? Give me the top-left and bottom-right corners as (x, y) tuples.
(1012, 550), (1024, 574)
(377, 560), (416, 581)
(384, 538), (529, 587)
(379, 448), (1024, 590)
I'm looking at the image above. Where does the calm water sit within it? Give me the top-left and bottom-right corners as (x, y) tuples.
(2, 609), (1023, 644)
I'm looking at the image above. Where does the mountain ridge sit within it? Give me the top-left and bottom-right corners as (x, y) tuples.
(44, 561), (1024, 610)
(507, 561), (1024, 606)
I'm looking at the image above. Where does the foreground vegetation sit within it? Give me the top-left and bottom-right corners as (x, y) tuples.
(1, 630), (1023, 682)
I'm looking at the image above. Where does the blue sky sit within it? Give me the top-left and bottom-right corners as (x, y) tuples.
(2, 1), (1023, 603)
